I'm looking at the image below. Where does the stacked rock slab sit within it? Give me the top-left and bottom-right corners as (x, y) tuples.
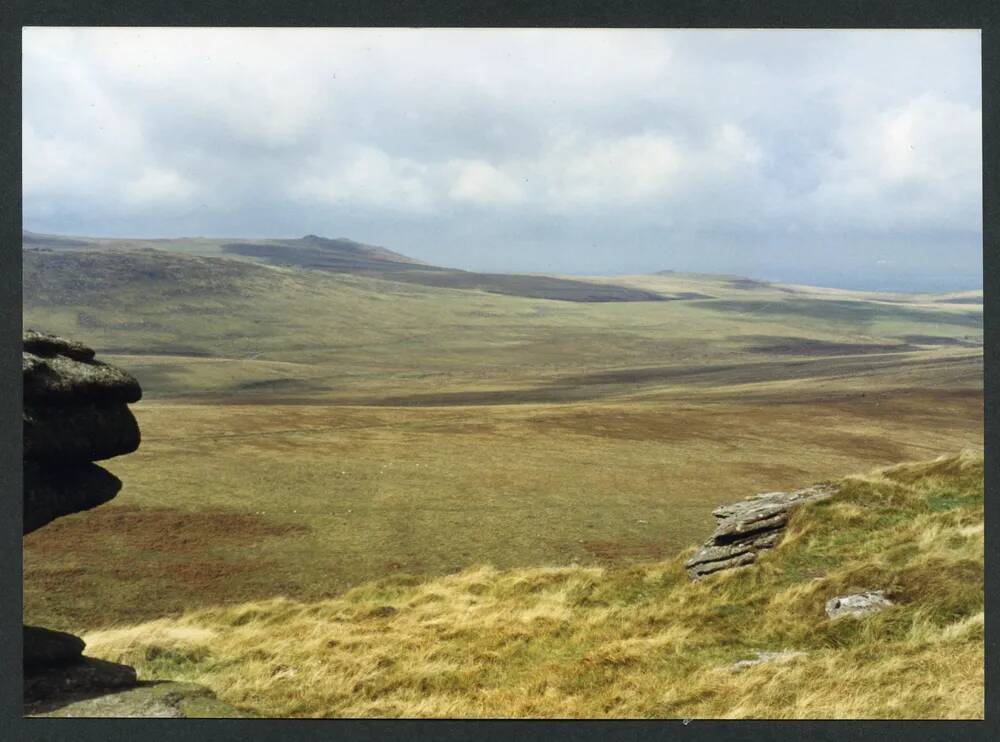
(23, 329), (141, 534)
(22, 331), (144, 708)
(22, 331), (242, 717)
(685, 484), (836, 579)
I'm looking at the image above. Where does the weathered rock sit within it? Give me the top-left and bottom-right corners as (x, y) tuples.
(24, 656), (138, 704)
(23, 329), (96, 362)
(22, 332), (142, 533)
(20, 332), (173, 717)
(24, 626), (85, 668)
(23, 351), (142, 404)
(24, 401), (140, 463)
(685, 531), (782, 577)
(25, 680), (247, 718)
(686, 484), (836, 579)
(825, 590), (892, 619)
(23, 461), (122, 535)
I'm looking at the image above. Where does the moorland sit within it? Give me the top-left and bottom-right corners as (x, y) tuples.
(21, 230), (983, 717)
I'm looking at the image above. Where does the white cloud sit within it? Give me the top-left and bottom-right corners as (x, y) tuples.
(543, 132), (682, 207)
(805, 94), (982, 231)
(875, 95), (981, 184)
(21, 28), (982, 285)
(125, 167), (199, 205)
(448, 160), (525, 205)
(291, 146), (435, 213)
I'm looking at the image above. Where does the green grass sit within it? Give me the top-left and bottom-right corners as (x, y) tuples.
(23, 381), (982, 633)
(23, 244), (983, 633)
(24, 246), (982, 401)
(80, 452), (983, 718)
(22, 238), (983, 717)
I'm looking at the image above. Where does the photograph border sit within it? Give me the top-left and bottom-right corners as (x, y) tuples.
(1, 1), (996, 739)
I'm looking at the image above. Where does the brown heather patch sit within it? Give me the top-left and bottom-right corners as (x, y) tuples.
(581, 540), (669, 562)
(25, 504), (307, 557)
(24, 506), (309, 629)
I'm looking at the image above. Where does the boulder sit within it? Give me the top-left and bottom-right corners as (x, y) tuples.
(685, 484), (836, 579)
(24, 626), (85, 668)
(23, 330), (96, 362)
(22, 332), (142, 533)
(23, 461), (122, 535)
(24, 656), (138, 704)
(23, 351), (142, 405)
(24, 401), (140, 463)
(825, 590), (892, 619)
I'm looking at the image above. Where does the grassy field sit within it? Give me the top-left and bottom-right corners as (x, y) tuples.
(81, 452), (984, 718)
(24, 382), (981, 632)
(22, 235), (983, 717)
(23, 244), (982, 403)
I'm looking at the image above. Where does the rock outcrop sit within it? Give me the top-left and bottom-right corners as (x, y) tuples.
(22, 332), (242, 717)
(685, 484), (836, 579)
(23, 330), (141, 535)
(25, 681), (247, 718)
(22, 331), (145, 712)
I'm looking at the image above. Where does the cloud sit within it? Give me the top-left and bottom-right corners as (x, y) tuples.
(448, 160), (525, 205)
(126, 167), (200, 205)
(291, 146), (435, 213)
(803, 94), (982, 233)
(21, 28), (981, 289)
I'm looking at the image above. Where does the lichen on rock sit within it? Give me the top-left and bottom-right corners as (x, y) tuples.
(22, 330), (141, 535)
(685, 484), (836, 579)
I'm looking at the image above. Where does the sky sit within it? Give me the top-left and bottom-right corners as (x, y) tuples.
(22, 28), (982, 291)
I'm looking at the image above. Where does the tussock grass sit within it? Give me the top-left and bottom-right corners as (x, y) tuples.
(84, 452), (983, 718)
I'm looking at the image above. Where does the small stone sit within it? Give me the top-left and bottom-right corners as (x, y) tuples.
(825, 590), (893, 619)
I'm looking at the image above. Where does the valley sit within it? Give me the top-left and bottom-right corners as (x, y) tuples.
(22, 233), (983, 636)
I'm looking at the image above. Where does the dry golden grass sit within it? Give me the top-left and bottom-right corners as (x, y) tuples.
(83, 452), (983, 719)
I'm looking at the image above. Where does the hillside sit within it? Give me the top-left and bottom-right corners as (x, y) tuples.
(80, 452), (984, 718)
(23, 231), (668, 303)
(21, 234), (983, 719)
(22, 233), (983, 699)
(23, 244), (983, 402)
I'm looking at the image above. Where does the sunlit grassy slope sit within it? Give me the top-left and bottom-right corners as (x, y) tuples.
(82, 452), (983, 719)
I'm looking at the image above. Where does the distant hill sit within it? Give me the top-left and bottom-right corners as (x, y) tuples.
(23, 231), (668, 303)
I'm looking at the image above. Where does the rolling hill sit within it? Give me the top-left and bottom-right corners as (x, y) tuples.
(23, 235), (982, 403)
(24, 231), (669, 303)
(22, 231), (983, 719)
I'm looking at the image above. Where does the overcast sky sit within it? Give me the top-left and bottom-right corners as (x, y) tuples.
(23, 28), (981, 290)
